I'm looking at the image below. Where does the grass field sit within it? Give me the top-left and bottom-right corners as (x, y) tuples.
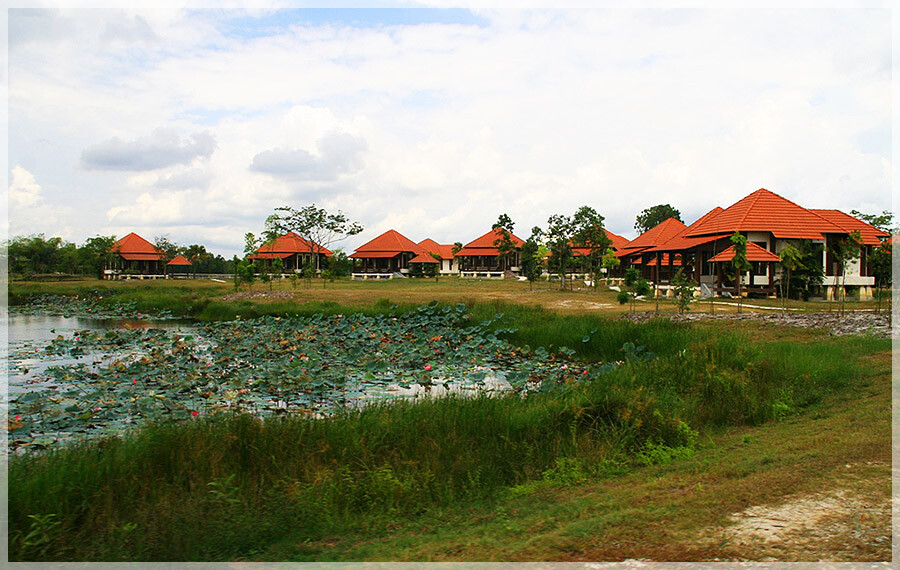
(6, 277), (894, 562)
(8, 275), (889, 318)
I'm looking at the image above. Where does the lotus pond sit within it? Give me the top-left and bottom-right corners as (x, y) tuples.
(7, 300), (622, 452)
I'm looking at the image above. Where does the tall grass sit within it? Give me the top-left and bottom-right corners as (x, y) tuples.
(9, 316), (889, 561)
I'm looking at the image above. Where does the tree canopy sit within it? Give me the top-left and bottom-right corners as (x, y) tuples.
(634, 204), (682, 234)
(264, 204), (363, 270)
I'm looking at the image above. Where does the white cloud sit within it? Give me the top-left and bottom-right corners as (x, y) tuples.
(8, 7), (893, 257)
(7, 166), (76, 239)
(8, 165), (42, 208)
(82, 128), (216, 171)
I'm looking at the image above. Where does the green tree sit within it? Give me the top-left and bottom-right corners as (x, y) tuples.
(79, 235), (119, 279)
(266, 205), (363, 282)
(7, 235), (64, 276)
(519, 226), (544, 290)
(634, 204), (682, 235)
(183, 244), (211, 278)
(231, 256), (242, 290)
(270, 256), (285, 289)
(778, 243), (803, 316)
(546, 214), (573, 290)
(869, 240), (891, 313)
(729, 232), (751, 314)
(849, 209), (895, 233)
(601, 247), (620, 284)
(788, 241), (825, 301)
(154, 235), (179, 265)
(430, 252), (442, 282)
(616, 267), (651, 313)
(570, 206), (611, 291)
(327, 249), (353, 277)
(670, 268), (695, 314)
(829, 230), (863, 315)
(492, 214), (517, 272)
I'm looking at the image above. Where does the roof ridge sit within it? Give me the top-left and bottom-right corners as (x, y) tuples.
(734, 188), (765, 229)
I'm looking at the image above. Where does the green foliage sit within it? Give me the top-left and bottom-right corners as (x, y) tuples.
(870, 240), (891, 287)
(546, 213), (573, 290)
(6, 234), (120, 279)
(267, 204), (363, 271)
(7, 300), (889, 561)
(850, 209), (895, 233)
(570, 206), (611, 289)
(519, 227), (544, 288)
(491, 214), (517, 271)
(620, 267), (650, 312)
(327, 249), (353, 277)
(670, 268), (695, 314)
(634, 204), (682, 235)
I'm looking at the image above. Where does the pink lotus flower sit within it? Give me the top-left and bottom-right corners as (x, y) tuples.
(425, 365), (432, 371)
(133, 379), (137, 384)
(191, 410), (199, 417)
(15, 414), (21, 420)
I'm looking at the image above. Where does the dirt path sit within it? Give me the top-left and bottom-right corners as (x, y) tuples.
(700, 461), (892, 561)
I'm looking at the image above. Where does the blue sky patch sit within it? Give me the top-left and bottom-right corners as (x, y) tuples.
(213, 8), (488, 39)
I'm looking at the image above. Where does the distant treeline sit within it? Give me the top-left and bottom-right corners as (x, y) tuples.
(3, 234), (235, 278)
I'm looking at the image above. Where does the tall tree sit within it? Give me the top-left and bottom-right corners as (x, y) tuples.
(849, 209), (895, 233)
(829, 230), (863, 316)
(570, 206), (611, 291)
(265, 205), (363, 283)
(601, 247), (620, 284)
(869, 240), (891, 313)
(519, 226), (544, 290)
(634, 204), (682, 235)
(778, 243), (803, 317)
(492, 213), (517, 272)
(546, 213), (573, 290)
(182, 244), (211, 278)
(153, 235), (179, 263)
(79, 235), (118, 279)
(729, 232), (751, 314)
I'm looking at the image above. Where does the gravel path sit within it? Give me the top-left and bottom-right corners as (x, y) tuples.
(619, 310), (894, 338)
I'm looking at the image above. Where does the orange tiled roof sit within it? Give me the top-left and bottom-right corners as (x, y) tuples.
(685, 188), (846, 239)
(645, 253), (682, 267)
(572, 228), (629, 256)
(349, 229), (424, 258)
(619, 218), (687, 255)
(249, 232), (332, 258)
(410, 251), (440, 264)
(456, 227), (524, 257)
(646, 207), (729, 252)
(708, 241), (781, 263)
(167, 254), (192, 266)
(418, 238), (455, 260)
(807, 209), (890, 246)
(605, 228), (629, 251)
(112, 233), (163, 261)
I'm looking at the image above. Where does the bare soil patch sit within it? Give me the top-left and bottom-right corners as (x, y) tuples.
(700, 462), (891, 561)
(221, 291), (295, 301)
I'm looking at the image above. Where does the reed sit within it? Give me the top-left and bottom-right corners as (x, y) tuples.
(8, 316), (888, 561)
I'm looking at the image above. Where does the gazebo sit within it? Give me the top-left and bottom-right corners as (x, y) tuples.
(166, 254), (192, 278)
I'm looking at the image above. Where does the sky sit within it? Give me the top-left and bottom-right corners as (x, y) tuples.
(5, 2), (894, 258)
